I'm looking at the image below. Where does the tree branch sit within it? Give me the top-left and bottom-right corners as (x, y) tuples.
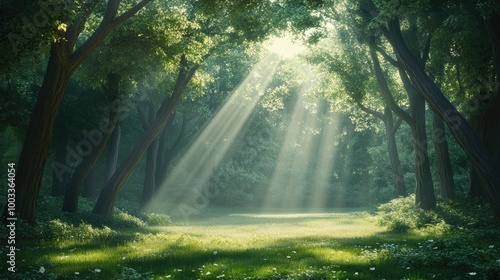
(68, 0), (152, 72)
(370, 46), (415, 127)
(136, 104), (150, 131)
(356, 101), (385, 121)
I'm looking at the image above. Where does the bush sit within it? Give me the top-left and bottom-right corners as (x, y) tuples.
(141, 212), (172, 226)
(375, 195), (439, 233)
(44, 219), (116, 242)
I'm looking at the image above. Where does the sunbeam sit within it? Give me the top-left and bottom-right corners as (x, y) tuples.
(261, 67), (340, 211)
(305, 111), (340, 209)
(149, 53), (281, 214)
(261, 89), (320, 210)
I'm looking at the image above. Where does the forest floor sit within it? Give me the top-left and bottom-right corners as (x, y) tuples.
(3, 206), (500, 279)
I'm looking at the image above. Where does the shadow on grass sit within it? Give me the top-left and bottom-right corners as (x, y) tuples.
(7, 230), (481, 279)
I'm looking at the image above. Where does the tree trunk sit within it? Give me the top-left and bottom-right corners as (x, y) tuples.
(93, 58), (199, 217)
(370, 47), (434, 208)
(140, 103), (159, 211)
(105, 124), (121, 181)
(82, 166), (97, 198)
(384, 107), (406, 197)
(357, 101), (406, 197)
(3, 42), (70, 224)
(62, 103), (118, 212)
(467, 11), (500, 199)
(433, 111), (455, 198)
(51, 118), (70, 196)
(385, 17), (500, 219)
(408, 87), (436, 209)
(155, 111), (183, 190)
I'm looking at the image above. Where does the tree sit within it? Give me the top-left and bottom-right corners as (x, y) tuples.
(307, 25), (408, 198)
(93, 56), (198, 216)
(3, 0), (152, 224)
(361, 0), (500, 219)
(92, 0), (323, 216)
(369, 47), (436, 209)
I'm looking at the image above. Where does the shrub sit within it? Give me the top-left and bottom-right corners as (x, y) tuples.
(42, 219), (117, 242)
(375, 195), (439, 233)
(141, 212), (172, 226)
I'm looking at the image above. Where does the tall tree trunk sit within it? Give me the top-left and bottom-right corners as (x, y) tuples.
(409, 87), (436, 209)
(155, 112), (184, 190)
(357, 102), (406, 197)
(140, 103), (159, 211)
(155, 111), (176, 186)
(433, 111), (455, 198)
(155, 124), (169, 186)
(51, 118), (70, 196)
(81, 166), (97, 198)
(4, 41), (71, 224)
(370, 47), (435, 208)
(467, 11), (500, 199)
(93, 58), (199, 217)
(384, 107), (406, 197)
(105, 124), (121, 182)
(384, 17), (500, 219)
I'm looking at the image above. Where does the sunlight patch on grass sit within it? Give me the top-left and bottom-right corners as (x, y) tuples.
(16, 209), (493, 279)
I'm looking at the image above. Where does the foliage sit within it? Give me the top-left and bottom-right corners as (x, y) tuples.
(371, 196), (500, 279)
(4, 208), (500, 279)
(0, 195), (171, 243)
(376, 195), (498, 234)
(376, 195), (439, 233)
(140, 212), (172, 226)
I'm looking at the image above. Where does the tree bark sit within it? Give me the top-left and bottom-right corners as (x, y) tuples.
(82, 166), (97, 199)
(384, 107), (406, 197)
(140, 103), (160, 211)
(408, 85), (436, 209)
(51, 118), (70, 196)
(105, 124), (121, 182)
(93, 58), (199, 217)
(5, 41), (71, 224)
(433, 111), (455, 198)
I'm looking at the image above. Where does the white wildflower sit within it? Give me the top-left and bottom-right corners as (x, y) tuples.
(39, 266), (46, 274)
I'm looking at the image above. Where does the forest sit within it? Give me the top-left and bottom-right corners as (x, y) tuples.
(1, 0), (500, 279)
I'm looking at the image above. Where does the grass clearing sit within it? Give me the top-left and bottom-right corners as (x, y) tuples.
(3, 206), (500, 279)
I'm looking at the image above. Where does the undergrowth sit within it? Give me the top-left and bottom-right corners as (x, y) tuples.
(373, 195), (500, 279)
(1, 195), (171, 242)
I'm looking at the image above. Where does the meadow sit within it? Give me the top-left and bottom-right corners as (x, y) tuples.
(2, 196), (500, 280)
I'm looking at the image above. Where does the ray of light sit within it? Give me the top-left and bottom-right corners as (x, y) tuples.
(261, 92), (319, 210)
(261, 72), (341, 211)
(305, 111), (340, 209)
(148, 53), (281, 213)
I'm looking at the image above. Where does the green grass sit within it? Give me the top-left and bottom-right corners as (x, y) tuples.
(3, 206), (500, 279)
